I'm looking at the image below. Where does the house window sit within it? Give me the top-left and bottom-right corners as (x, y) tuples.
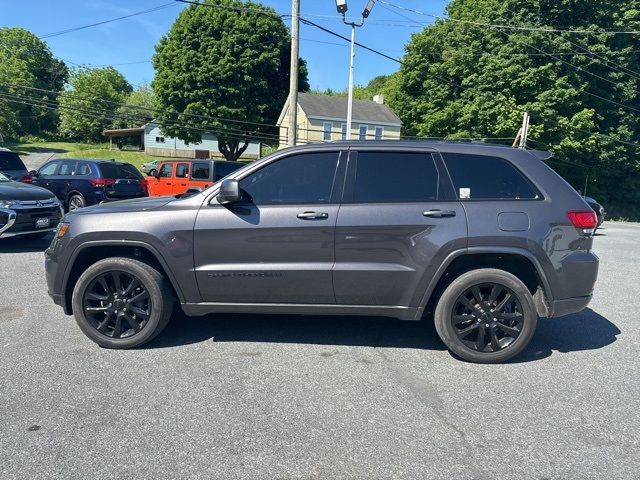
(374, 126), (384, 140)
(155, 136), (165, 143)
(341, 123), (347, 140)
(359, 125), (368, 141)
(323, 122), (333, 141)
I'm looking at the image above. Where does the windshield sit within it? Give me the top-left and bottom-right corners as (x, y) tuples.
(0, 172), (9, 182)
(0, 151), (26, 171)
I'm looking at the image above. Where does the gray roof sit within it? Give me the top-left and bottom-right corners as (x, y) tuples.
(296, 93), (401, 125)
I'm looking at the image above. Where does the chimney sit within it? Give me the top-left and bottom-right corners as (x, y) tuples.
(372, 93), (384, 105)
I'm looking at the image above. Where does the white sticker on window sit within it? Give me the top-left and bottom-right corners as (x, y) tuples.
(459, 187), (471, 199)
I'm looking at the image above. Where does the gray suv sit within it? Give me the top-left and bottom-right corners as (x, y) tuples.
(45, 142), (599, 363)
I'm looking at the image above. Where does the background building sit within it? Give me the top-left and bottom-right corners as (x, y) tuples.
(277, 93), (402, 148)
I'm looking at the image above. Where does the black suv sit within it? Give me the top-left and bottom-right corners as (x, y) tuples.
(45, 142), (599, 363)
(29, 159), (147, 211)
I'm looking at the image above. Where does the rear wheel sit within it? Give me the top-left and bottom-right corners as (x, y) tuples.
(67, 193), (86, 212)
(71, 257), (175, 348)
(434, 268), (537, 363)
(148, 169), (158, 177)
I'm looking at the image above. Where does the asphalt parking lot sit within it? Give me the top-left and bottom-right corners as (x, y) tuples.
(0, 222), (638, 479)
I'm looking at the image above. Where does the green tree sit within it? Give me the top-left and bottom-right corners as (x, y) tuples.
(58, 67), (132, 142)
(112, 83), (156, 129)
(0, 28), (67, 139)
(152, 0), (309, 161)
(389, 0), (640, 218)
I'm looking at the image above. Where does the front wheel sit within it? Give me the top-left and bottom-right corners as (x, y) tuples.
(71, 257), (175, 348)
(434, 268), (537, 363)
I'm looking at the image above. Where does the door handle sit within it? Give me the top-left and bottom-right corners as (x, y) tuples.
(423, 209), (457, 218)
(297, 211), (329, 220)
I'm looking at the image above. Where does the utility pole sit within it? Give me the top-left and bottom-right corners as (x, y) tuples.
(287, 0), (300, 147)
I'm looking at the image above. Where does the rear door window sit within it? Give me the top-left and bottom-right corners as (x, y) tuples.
(58, 161), (77, 176)
(0, 151), (26, 170)
(442, 153), (539, 200)
(347, 151), (439, 203)
(176, 163), (189, 178)
(191, 162), (211, 180)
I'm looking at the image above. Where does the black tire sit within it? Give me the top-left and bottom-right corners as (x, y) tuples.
(71, 257), (175, 349)
(148, 169), (157, 177)
(434, 268), (537, 363)
(67, 193), (86, 212)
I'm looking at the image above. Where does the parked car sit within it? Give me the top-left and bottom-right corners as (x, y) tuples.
(45, 141), (599, 363)
(146, 159), (243, 196)
(584, 196), (605, 227)
(0, 171), (63, 239)
(140, 159), (161, 176)
(27, 159), (148, 211)
(0, 147), (29, 182)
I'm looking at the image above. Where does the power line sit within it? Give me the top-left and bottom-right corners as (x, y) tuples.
(39, 3), (178, 39)
(377, 0), (640, 35)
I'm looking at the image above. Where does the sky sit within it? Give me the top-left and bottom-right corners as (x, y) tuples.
(1, 0), (448, 92)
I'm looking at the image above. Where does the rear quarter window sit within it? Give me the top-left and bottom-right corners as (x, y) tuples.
(99, 163), (143, 179)
(442, 153), (539, 200)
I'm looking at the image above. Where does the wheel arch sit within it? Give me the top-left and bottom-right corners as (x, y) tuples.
(417, 247), (554, 320)
(62, 241), (186, 315)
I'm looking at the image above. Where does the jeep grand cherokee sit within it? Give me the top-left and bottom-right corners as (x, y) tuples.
(45, 141), (599, 363)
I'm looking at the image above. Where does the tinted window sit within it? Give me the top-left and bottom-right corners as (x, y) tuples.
(176, 163), (189, 178)
(38, 161), (59, 176)
(192, 162), (210, 180)
(239, 152), (339, 205)
(0, 151), (26, 170)
(350, 152), (438, 203)
(58, 161), (77, 176)
(442, 153), (538, 200)
(77, 163), (92, 176)
(100, 163), (143, 179)
(214, 162), (242, 181)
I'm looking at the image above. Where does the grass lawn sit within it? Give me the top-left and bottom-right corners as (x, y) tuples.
(8, 141), (168, 169)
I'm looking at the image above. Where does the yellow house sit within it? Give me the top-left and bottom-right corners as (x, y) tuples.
(277, 92), (402, 148)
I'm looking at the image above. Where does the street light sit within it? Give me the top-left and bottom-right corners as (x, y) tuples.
(335, 0), (376, 140)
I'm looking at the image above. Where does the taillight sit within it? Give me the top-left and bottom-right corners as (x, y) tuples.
(89, 178), (116, 187)
(21, 175), (32, 184)
(567, 210), (597, 234)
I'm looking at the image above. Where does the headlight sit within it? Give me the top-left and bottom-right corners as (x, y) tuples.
(0, 200), (15, 209)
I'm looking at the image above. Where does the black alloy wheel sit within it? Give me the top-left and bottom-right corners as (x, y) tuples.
(83, 270), (151, 339)
(450, 283), (524, 353)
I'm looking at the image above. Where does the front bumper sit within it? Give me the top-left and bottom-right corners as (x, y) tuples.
(0, 203), (63, 238)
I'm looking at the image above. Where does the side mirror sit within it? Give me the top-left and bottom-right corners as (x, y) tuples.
(29, 170), (37, 177)
(216, 179), (240, 205)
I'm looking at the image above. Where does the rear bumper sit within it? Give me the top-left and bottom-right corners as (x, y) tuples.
(550, 294), (592, 318)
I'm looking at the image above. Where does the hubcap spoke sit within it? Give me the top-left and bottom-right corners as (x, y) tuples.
(451, 282), (524, 354)
(497, 323), (521, 337)
(83, 270), (150, 339)
(494, 293), (512, 312)
(456, 323), (480, 339)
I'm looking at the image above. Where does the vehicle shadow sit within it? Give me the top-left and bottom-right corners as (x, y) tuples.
(147, 307), (619, 362)
(511, 308), (620, 363)
(147, 312), (447, 351)
(0, 233), (53, 253)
